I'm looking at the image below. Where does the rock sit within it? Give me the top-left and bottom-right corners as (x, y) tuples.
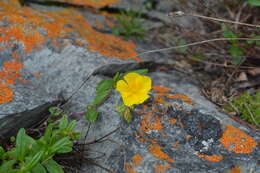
(0, 1), (259, 173)
(77, 71), (259, 173)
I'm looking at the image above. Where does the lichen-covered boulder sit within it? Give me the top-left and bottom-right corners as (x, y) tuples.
(0, 1), (259, 173)
(0, 0), (140, 139)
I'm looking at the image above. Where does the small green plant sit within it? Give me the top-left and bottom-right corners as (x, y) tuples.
(224, 91), (260, 125)
(222, 25), (244, 65)
(112, 9), (145, 40)
(85, 69), (150, 123)
(222, 25), (260, 65)
(248, 0), (260, 6)
(0, 115), (80, 173)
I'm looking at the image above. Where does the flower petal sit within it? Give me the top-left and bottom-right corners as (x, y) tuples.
(116, 80), (129, 93)
(140, 76), (152, 92)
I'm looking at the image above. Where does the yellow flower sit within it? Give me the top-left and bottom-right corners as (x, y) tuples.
(116, 72), (152, 106)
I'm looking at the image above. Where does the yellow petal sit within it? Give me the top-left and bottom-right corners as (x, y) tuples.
(140, 76), (152, 92)
(124, 72), (140, 84)
(116, 80), (129, 93)
(122, 92), (149, 106)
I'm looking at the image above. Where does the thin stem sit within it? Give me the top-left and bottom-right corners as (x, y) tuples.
(169, 11), (260, 28)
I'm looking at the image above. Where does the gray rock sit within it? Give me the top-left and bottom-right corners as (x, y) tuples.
(0, 1), (259, 173)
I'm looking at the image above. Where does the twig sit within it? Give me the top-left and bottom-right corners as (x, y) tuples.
(133, 37), (260, 58)
(85, 127), (120, 145)
(169, 11), (260, 28)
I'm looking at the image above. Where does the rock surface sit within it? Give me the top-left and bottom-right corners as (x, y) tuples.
(0, 1), (259, 173)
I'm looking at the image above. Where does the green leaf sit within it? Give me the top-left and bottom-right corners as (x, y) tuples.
(191, 55), (205, 60)
(248, 0), (260, 6)
(0, 160), (16, 172)
(49, 107), (62, 116)
(123, 108), (132, 123)
(223, 29), (238, 44)
(128, 69), (148, 75)
(229, 45), (244, 65)
(115, 104), (127, 115)
(0, 146), (5, 159)
(231, 56), (243, 65)
(50, 137), (73, 154)
(16, 128), (27, 161)
(23, 151), (44, 171)
(44, 159), (64, 173)
(59, 116), (68, 130)
(67, 120), (77, 131)
(91, 89), (111, 106)
(116, 105), (132, 123)
(96, 79), (114, 94)
(85, 109), (99, 122)
(32, 164), (47, 173)
(177, 39), (188, 52)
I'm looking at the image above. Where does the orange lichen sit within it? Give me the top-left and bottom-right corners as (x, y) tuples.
(229, 166), (241, 173)
(152, 86), (172, 92)
(132, 154), (143, 167)
(220, 124), (257, 154)
(154, 164), (171, 173)
(140, 112), (163, 133)
(0, 0), (139, 60)
(3, 61), (23, 72)
(148, 144), (174, 163)
(198, 154), (223, 162)
(0, 83), (13, 104)
(124, 162), (137, 173)
(0, 61), (23, 86)
(185, 135), (192, 140)
(167, 94), (192, 104)
(0, 60), (23, 104)
(168, 118), (177, 125)
(172, 141), (180, 148)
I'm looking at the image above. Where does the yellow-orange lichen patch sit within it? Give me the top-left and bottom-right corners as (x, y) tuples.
(220, 124), (257, 154)
(3, 61), (23, 72)
(167, 94), (192, 104)
(152, 86), (173, 92)
(124, 162), (137, 173)
(168, 118), (177, 125)
(172, 141), (180, 148)
(0, 1), (139, 60)
(85, 31), (139, 59)
(148, 144), (174, 163)
(0, 83), (13, 104)
(154, 164), (171, 173)
(140, 112), (163, 133)
(198, 154), (223, 162)
(229, 166), (241, 173)
(132, 154), (143, 167)
(0, 61), (23, 85)
(57, 0), (121, 8)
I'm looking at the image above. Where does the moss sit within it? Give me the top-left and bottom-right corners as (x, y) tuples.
(224, 91), (260, 125)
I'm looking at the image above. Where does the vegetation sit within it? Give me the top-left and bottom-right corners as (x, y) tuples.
(0, 115), (79, 173)
(112, 9), (145, 40)
(224, 91), (260, 126)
